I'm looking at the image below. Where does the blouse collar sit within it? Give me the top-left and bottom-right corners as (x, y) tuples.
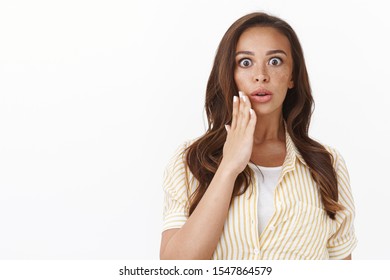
(282, 125), (308, 177)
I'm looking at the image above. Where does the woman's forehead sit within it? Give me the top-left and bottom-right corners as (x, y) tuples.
(236, 26), (291, 53)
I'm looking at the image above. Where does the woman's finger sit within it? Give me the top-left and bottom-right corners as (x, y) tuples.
(247, 108), (257, 134)
(238, 91), (251, 130)
(231, 95), (239, 130)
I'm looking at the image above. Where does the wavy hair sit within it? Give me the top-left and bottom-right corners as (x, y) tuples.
(185, 12), (343, 219)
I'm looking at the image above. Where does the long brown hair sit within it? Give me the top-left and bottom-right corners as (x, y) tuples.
(185, 12), (343, 219)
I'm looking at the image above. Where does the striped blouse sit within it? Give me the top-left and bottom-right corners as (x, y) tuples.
(162, 131), (357, 259)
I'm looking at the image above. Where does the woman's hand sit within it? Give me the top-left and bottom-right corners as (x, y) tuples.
(221, 91), (256, 176)
(161, 91), (255, 260)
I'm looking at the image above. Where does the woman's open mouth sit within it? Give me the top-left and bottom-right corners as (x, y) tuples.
(250, 88), (273, 103)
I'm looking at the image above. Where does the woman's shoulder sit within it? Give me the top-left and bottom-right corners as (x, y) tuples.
(163, 138), (200, 193)
(320, 143), (348, 170)
(173, 138), (198, 155)
(165, 138), (199, 169)
(322, 143), (341, 157)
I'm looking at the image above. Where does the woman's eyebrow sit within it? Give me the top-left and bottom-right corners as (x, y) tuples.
(235, 51), (255, 56)
(266, 49), (287, 56)
(235, 50), (287, 56)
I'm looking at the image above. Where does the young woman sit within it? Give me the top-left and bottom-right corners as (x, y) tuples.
(160, 12), (357, 260)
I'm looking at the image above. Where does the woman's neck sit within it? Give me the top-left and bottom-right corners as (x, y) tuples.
(253, 114), (285, 145)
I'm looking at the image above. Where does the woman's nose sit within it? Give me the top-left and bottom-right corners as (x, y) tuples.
(255, 76), (269, 82)
(254, 67), (269, 83)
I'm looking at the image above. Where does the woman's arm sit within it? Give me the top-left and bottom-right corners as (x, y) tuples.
(160, 93), (256, 259)
(160, 162), (239, 259)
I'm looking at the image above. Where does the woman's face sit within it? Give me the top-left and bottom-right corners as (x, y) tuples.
(234, 26), (294, 117)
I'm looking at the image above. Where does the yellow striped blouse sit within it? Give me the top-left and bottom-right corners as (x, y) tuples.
(162, 131), (357, 259)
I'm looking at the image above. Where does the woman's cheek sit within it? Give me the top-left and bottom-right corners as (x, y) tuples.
(234, 70), (248, 89)
(269, 67), (291, 82)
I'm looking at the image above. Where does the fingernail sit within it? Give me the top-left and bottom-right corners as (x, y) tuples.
(250, 108), (254, 115)
(225, 125), (229, 131)
(233, 96), (238, 102)
(242, 96), (246, 102)
(239, 91), (243, 97)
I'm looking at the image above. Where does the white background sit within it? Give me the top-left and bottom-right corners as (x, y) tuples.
(0, 0), (389, 260)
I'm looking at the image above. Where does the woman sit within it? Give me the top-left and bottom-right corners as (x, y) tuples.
(160, 12), (357, 260)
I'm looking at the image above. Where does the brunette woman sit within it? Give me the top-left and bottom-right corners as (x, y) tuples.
(160, 12), (357, 260)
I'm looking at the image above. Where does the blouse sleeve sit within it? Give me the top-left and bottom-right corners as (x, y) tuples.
(162, 143), (190, 232)
(326, 147), (358, 259)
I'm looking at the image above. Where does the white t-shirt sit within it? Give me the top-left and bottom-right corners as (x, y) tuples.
(249, 162), (283, 235)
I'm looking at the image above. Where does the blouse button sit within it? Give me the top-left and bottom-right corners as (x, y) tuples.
(269, 225), (276, 231)
(254, 248), (260, 255)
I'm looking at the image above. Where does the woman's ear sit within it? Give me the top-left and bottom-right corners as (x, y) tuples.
(288, 77), (294, 89)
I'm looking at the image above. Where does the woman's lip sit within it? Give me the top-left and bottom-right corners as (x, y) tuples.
(249, 94), (272, 103)
(250, 88), (273, 96)
(249, 88), (273, 103)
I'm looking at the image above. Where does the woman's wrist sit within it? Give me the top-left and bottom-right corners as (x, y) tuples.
(218, 159), (243, 180)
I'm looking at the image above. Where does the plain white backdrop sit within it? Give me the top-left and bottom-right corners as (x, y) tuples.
(0, 0), (389, 259)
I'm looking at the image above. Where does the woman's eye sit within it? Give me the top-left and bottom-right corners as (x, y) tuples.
(239, 58), (252, 67)
(268, 57), (282, 66)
